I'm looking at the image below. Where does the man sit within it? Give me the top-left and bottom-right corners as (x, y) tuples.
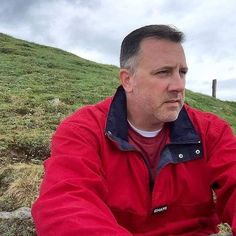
(32, 25), (236, 235)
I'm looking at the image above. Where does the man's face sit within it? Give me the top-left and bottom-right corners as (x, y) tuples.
(123, 38), (188, 130)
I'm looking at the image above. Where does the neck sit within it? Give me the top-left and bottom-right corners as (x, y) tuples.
(128, 120), (162, 137)
(127, 99), (164, 131)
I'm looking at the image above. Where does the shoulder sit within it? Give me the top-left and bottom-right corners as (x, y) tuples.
(184, 104), (234, 139)
(51, 97), (113, 140)
(184, 104), (229, 125)
(62, 97), (112, 125)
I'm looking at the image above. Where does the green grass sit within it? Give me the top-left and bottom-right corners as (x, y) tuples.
(0, 33), (235, 235)
(0, 218), (36, 236)
(0, 33), (119, 165)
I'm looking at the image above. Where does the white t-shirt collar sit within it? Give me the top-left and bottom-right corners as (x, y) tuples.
(127, 120), (162, 138)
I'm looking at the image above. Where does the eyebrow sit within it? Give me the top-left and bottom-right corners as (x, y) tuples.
(150, 66), (188, 75)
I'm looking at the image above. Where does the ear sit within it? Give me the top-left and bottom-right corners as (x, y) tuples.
(119, 69), (134, 93)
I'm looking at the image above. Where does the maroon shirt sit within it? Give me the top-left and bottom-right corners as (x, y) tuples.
(128, 124), (169, 179)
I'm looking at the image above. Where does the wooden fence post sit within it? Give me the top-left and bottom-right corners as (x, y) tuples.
(212, 79), (217, 98)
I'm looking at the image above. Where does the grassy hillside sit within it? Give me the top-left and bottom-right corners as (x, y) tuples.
(0, 33), (119, 165)
(0, 33), (235, 235)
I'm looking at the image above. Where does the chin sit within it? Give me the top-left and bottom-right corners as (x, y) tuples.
(161, 111), (181, 123)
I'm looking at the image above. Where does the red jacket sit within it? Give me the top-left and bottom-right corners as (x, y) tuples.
(32, 86), (236, 235)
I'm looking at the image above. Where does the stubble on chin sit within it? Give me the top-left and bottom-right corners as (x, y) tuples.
(158, 102), (183, 123)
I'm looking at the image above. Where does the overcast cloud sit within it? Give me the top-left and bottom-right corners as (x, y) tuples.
(0, 0), (235, 101)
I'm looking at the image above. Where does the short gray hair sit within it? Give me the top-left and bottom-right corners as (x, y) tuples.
(120, 25), (185, 73)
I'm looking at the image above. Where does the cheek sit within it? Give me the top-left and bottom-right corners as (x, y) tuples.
(149, 85), (166, 101)
(133, 79), (167, 104)
(146, 93), (164, 110)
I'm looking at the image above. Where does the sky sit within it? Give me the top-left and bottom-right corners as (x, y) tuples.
(0, 0), (236, 101)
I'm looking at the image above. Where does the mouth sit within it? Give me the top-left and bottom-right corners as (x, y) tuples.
(164, 99), (181, 104)
(163, 99), (183, 109)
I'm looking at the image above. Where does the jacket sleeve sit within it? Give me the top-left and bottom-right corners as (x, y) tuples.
(205, 117), (236, 235)
(32, 110), (132, 236)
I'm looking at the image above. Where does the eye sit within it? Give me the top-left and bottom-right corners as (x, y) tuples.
(180, 69), (188, 75)
(156, 70), (170, 76)
(179, 69), (188, 78)
(158, 70), (168, 74)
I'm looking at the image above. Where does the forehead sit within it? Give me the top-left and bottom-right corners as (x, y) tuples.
(138, 38), (186, 65)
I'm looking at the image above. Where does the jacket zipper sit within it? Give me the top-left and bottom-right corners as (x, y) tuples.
(105, 131), (155, 192)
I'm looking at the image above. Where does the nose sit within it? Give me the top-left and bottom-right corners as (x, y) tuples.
(168, 71), (185, 92)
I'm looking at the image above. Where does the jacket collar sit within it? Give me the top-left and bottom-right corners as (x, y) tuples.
(105, 86), (201, 145)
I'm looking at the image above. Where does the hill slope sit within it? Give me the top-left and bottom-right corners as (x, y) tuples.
(0, 33), (119, 165)
(0, 33), (235, 235)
